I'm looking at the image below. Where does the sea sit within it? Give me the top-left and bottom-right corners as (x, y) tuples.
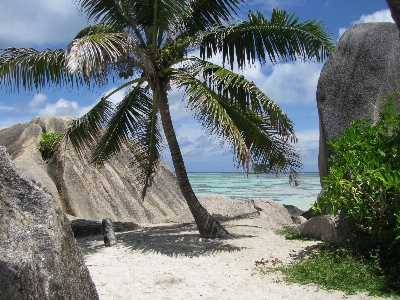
(187, 172), (321, 211)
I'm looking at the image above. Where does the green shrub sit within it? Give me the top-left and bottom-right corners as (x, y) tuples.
(276, 244), (400, 297)
(38, 132), (62, 161)
(313, 94), (400, 245)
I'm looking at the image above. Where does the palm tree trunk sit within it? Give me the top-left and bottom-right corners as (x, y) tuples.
(158, 88), (229, 238)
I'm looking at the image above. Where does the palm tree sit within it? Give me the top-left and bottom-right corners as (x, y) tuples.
(0, 0), (334, 238)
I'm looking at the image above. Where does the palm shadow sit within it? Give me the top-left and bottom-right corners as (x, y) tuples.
(77, 222), (256, 257)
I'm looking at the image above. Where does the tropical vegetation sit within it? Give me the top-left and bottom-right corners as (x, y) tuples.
(255, 242), (400, 297)
(0, 0), (334, 238)
(38, 132), (62, 161)
(293, 94), (400, 296)
(313, 94), (400, 246)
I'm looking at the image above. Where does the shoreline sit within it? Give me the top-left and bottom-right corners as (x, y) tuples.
(187, 173), (321, 212)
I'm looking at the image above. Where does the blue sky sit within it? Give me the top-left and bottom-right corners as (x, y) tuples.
(0, 0), (394, 172)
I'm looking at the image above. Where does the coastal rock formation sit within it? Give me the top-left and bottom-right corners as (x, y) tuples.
(0, 146), (98, 299)
(387, 0), (400, 36)
(180, 194), (294, 229)
(317, 22), (400, 181)
(0, 116), (189, 223)
(299, 214), (353, 244)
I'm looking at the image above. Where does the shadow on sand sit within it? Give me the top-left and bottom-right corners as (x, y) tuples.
(77, 222), (256, 258)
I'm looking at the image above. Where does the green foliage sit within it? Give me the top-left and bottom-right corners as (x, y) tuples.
(274, 244), (400, 297)
(38, 132), (61, 161)
(313, 94), (400, 244)
(275, 226), (320, 241)
(275, 226), (302, 239)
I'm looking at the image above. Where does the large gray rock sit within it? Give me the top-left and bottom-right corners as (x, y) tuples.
(0, 119), (63, 208)
(0, 146), (98, 299)
(299, 214), (353, 244)
(387, 0), (400, 36)
(317, 23), (400, 181)
(179, 194), (294, 229)
(0, 116), (190, 223)
(249, 198), (294, 229)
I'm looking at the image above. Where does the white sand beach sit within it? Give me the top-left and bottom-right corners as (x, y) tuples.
(77, 218), (389, 300)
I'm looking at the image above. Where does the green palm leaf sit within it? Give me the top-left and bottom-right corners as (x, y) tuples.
(74, 23), (126, 39)
(171, 71), (249, 169)
(77, 0), (128, 28)
(199, 9), (335, 69)
(90, 85), (154, 165)
(172, 63), (300, 172)
(65, 32), (136, 81)
(78, 0), (186, 43)
(220, 102), (301, 172)
(0, 47), (82, 91)
(64, 97), (114, 157)
(182, 0), (242, 32)
(91, 85), (163, 198)
(178, 59), (296, 138)
(134, 92), (164, 199)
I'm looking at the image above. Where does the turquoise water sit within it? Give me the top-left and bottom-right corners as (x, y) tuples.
(187, 172), (321, 211)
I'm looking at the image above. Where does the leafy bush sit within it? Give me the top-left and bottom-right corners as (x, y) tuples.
(38, 132), (61, 161)
(313, 94), (400, 244)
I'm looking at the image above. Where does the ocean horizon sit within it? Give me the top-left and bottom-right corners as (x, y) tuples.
(187, 172), (321, 211)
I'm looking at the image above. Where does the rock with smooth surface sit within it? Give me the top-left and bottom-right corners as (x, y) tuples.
(317, 23), (400, 181)
(299, 214), (353, 244)
(179, 194), (294, 229)
(0, 116), (190, 223)
(0, 146), (98, 299)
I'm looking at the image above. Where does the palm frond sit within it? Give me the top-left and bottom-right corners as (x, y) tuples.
(64, 97), (114, 157)
(199, 9), (335, 70)
(142, 0), (187, 30)
(76, 0), (128, 28)
(74, 23), (126, 39)
(91, 85), (153, 165)
(172, 67), (300, 172)
(179, 58), (296, 140)
(173, 69), (251, 168)
(136, 91), (164, 199)
(65, 32), (136, 81)
(90, 85), (163, 198)
(0, 47), (82, 92)
(221, 103), (302, 173)
(183, 0), (242, 32)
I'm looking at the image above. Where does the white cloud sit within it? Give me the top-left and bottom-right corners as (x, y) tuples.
(101, 87), (127, 105)
(29, 93), (47, 108)
(291, 129), (320, 172)
(242, 61), (322, 105)
(0, 0), (89, 48)
(338, 9), (394, 38)
(37, 98), (80, 117)
(295, 129), (319, 151)
(31, 92), (95, 118)
(357, 9), (394, 23)
(338, 27), (347, 37)
(77, 87), (129, 116)
(0, 105), (13, 113)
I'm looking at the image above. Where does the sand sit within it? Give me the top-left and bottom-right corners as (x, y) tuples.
(77, 218), (390, 300)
